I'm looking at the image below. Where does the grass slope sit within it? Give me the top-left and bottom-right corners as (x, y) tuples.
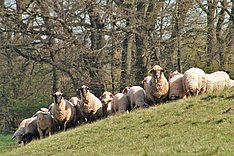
(0, 133), (14, 143)
(4, 88), (234, 156)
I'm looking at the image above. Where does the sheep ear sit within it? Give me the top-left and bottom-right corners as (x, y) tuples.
(122, 88), (128, 94)
(161, 69), (165, 72)
(149, 69), (154, 73)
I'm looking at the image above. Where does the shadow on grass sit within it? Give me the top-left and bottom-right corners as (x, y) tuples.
(225, 94), (234, 100)
(201, 95), (218, 101)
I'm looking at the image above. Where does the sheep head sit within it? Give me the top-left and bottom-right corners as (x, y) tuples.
(169, 70), (180, 79)
(77, 85), (90, 97)
(149, 65), (165, 80)
(100, 92), (113, 107)
(52, 92), (64, 105)
(12, 128), (24, 144)
(69, 97), (81, 107)
(122, 86), (131, 94)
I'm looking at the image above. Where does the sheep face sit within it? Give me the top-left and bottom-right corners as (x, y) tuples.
(77, 85), (90, 97)
(150, 65), (165, 80)
(69, 97), (81, 107)
(100, 92), (113, 107)
(13, 129), (24, 144)
(52, 92), (63, 104)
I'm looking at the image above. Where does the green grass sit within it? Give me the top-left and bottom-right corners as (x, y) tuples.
(0, 133), (14, 143)
(4, 88), (234, 156)
(0, 133), (18, 153)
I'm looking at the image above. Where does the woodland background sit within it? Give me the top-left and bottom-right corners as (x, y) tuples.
(0, 0), (233, 132)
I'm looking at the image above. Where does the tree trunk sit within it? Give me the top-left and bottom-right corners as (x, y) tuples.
(120, 3), (134, 91)
(87, 4), (105, 96)
(226, 0), (234, 70)
(206, 0), (218, 68)
(133, 2), (147, 85)
(216, 0), (227, 70)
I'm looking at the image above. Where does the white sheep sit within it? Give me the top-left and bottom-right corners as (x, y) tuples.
(182, 67), (207, 96)
(122, 86), (148, 110)
(49, 92), (77, 131)
(69, 97), (81, 107)
(169, 70), (180, 79)
(33, 111), (56, 139)
(141, 76), (155, 105)
(168, 71), (186, 100)
(77, 85), (103, 122)
(111, 93), (130, 113)
(205, 71), (233, 93)
(100, 91), (113, 117)
(148, 65), (169, 103)
(12, 117), (38, 145)
(69, 96), (87, 125)
(229, 79), (234, 87)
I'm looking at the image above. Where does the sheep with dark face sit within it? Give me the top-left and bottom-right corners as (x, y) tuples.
(12, 117), (39, 145)
(100, 91), (113, 117)
(49, 92), (77, 131)
(77, 85), (103, 122)
(148, 65), (169, 103)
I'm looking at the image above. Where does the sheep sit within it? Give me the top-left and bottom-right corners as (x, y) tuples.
(111, 93), (130, 113)
(229, 79), (234, 87)
(205, 71), (233, 93)
(169, 70), (180, 79)
(168, 71), (186, 100)
(100, 91), (113, 117)
(182, 67), (207, 96)
(148, 65), (169, 103)
(69, 97), (81, 107)
(49, 92), (77, 131)
(69, 96), (87, 125)
(32, 111), (56, 139)
(12, 117), (39, 145)
(77, 85), (103, 122)
(141, 76), (155, 105)
(122, 86), (148, 110)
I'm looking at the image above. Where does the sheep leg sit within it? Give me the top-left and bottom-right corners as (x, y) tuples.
(38, 128), (44, 139)
(63, 121), (67, 131)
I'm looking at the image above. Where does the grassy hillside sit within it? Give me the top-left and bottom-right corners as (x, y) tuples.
(4, 88), (234, 156)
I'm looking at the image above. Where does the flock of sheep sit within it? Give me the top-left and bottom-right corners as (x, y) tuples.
(12, 65), (234, 146)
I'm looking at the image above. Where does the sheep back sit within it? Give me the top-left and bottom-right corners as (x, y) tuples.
(142, 76), (155, 105)
(169, 73), (186, 99)
(205, 71), (231, 93)
(111, 93), (130, 113)
(125, 86), (147, 109)
(182, 67), (207, 95)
